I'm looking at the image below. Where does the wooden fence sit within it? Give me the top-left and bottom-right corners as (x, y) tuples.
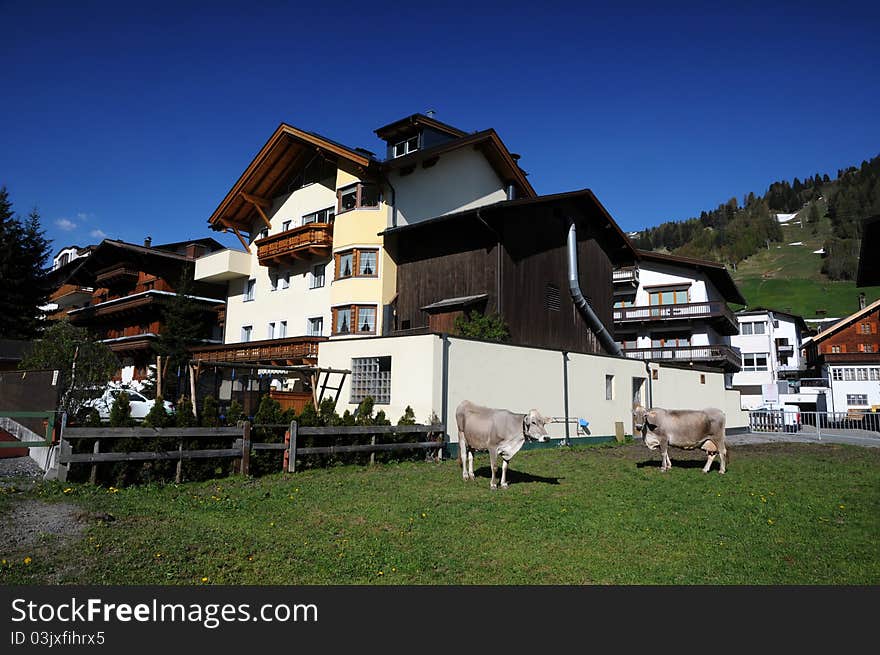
(286, 422), (445, 473)
(57, 421), (446, 482)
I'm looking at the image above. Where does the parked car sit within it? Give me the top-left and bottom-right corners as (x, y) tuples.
(83, 388), (174, 422)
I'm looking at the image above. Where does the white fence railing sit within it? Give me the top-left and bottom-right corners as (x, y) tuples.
(748, 409), (880, 437)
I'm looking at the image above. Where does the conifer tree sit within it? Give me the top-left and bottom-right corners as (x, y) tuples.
(0, 187), (51, 338)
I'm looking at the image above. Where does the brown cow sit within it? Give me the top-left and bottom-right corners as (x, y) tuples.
(456, 400), (551, 489)
(633, 404), (728, 474)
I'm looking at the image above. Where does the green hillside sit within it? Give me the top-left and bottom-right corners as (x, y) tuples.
(731, 216), (880, 318)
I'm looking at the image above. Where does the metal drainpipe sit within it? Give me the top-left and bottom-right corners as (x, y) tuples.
(567, 220), (623, 357)
(476, 207), (502, 315)
(562, 351), (570, 446)
(645, 360), (653, 408)
(385, 175), (398, 228)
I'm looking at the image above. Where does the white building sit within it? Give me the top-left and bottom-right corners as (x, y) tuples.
(730, 308), (811, 409)
(613, 251), (746, 380)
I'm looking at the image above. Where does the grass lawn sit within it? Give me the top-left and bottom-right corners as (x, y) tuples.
(2, 441), (878, 585)
(733, 277), (880, 318)
(729, 219), (880, 317)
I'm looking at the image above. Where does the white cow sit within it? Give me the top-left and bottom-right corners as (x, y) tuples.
(456, 400), (551, 489)
(633, 404), (728, 474)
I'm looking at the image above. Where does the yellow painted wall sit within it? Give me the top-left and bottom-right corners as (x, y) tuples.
(332, 208), (387, 250)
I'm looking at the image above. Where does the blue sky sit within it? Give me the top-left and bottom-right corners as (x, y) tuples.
(2, 0), (878, 257)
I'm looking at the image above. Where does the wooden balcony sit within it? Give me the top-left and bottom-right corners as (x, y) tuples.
(613, 301), (738, 335)
(255, 223), (333, 267)
(95, 264), (139, 287)
(819, 352), (880, 364)
(612, 266), (639, 291)
(622, 344), (742, 371)
(190, 335), (327, 366)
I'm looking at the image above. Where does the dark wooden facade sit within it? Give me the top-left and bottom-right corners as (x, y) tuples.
(805, 301), (880, 366)
(385, 191), (634, 355)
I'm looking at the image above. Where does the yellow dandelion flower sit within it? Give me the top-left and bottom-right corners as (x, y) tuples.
(2, 559), (7, 566)
(23, 557), (32, 565)
(377, 571), (384, 576)
(63, 488), (72, 494)
(767, 519), (774, 525)
(201, 577), (209, 583)
(421, 513), (426, 518)
(839, 504), (845, 509)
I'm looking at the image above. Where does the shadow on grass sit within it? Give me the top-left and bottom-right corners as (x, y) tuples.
(472, 466), (561, 485)
(636, 458), (717, 470)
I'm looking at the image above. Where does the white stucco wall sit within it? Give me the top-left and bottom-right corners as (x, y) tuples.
(391, 148), (508, 226)
(315, 334), (749, 443)
(731, 311), (806, 409)
(824, 364), (880, 412)
(616, 261), (735, 350)
(222, 183), (338, 343)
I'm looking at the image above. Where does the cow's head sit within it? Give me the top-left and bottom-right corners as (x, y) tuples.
(523, 410), (551, 442)
(633, 405), (656, 433)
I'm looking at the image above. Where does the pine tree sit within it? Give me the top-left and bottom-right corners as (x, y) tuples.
(0, 187), (52, 339)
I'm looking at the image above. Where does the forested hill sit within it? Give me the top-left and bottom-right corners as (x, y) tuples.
(631, 154), (880, 281)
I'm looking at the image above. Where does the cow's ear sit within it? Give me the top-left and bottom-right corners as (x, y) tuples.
(646, 410), (657, 424)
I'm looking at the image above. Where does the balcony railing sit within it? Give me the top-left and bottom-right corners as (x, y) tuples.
(95, 265), (139, 287)
(820, 352), (880, 363)
(190, 335), (327, 365)
(613, 301), (738, 334)
(622, 344), (742, 371)
(612, 267), (639, 286)
(256, 223), (333, 267)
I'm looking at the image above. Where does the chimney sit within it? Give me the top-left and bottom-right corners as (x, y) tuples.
(144, 236), (152, 248)
(859, 292), (866, 310)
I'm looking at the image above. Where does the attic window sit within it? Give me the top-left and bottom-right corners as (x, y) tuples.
(392, 136), (419, 158)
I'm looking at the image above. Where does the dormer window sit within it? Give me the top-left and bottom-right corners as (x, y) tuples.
(392, 135), (419, 158)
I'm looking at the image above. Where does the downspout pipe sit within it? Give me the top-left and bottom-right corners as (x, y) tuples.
(567, 220), (623, 357)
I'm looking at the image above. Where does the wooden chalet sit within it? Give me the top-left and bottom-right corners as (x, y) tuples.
(382, 189), (636, 354)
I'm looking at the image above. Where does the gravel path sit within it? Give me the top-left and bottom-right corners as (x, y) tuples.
(0, 456), (86, 556)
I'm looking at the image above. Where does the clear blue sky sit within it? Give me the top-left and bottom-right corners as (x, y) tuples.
(2, 0), (878, 257)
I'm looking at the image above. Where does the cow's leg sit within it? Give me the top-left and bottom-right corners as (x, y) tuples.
(460, 442), (469, 481)
(718, 442), (727, 474)
(659, 442), (670, 472)
(467, 450), (475, 480)
(489, 449), (498, 489)
(500, 459), (509, 489)
(702, 452), (716, 473)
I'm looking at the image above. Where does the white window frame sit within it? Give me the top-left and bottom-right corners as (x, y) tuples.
(307, 317), (323, 337)
(311, 263), (326, 289)
(241, 325), (253, 342)
(392, 135), (419, 158)
(244, 279), (256, 302)
(742, 353), (769, 371)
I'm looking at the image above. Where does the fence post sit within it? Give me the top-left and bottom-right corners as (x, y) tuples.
(287, 420), (298, 473)
(57, 438), (71, 483)
(239, 421), (251, 476)
(175, 436), (183, 484)
(89, 440), (100, 485)
(369, 434), (376, 465)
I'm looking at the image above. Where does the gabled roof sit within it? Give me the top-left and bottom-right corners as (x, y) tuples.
(374, 113), (468, 141)
(383, 128), (536, 198)
(51, 239), (202, 287)
(809, 296), (880, 344)
(208, 123), (377, 234)
(634, 250), (747, 305)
